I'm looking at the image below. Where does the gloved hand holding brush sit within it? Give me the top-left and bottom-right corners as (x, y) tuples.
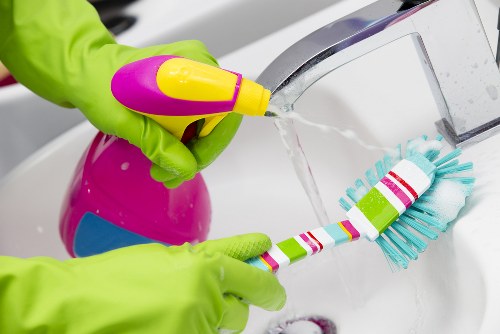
(0, 233), (286, 333)
(0, 0), (242, 188)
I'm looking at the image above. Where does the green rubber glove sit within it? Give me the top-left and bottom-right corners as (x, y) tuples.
(0, 233), (286, 333)
(0, 0), (242, 188)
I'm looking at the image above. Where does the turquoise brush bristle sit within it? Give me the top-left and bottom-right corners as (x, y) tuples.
(339, 135), (474, 270)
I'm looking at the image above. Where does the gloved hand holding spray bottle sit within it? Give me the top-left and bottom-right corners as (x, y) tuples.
(60, 55), (273, 257)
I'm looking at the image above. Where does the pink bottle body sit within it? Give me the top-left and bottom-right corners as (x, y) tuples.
(60, 132), (211, 257)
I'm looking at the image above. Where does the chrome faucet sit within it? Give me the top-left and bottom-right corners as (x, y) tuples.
(257, 0), (500, 147)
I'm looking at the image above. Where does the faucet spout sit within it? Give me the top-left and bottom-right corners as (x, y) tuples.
(257, 0), (500, 147)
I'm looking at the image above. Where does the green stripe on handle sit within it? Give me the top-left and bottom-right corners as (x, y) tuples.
(355, 187), (399, 233)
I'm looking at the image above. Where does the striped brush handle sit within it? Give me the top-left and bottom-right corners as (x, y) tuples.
(246, 155), (436, 273)
(246, 220), (361, 272)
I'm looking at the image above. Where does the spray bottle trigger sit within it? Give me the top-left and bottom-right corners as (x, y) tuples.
(198, 113), (229, 137)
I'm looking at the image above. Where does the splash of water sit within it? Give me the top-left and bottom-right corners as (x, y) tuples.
(272, 108), (396, 154)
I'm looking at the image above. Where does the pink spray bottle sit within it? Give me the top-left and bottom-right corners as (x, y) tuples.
(59, 55), (271, 257)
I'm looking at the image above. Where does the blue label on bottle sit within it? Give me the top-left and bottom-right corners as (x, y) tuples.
(74, 212), (170, 257)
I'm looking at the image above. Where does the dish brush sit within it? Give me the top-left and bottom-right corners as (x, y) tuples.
(246, 135), (474, 271)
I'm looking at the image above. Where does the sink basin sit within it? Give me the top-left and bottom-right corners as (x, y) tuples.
(1, 0), (499, 333)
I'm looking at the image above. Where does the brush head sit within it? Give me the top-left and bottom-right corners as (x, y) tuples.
(339, 135), (474, 270)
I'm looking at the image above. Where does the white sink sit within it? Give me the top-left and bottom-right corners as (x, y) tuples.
(1, 0), (500, 333)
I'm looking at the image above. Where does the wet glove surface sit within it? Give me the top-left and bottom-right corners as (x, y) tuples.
(0, 233), (286, 333)
(0, 0), (242, 188)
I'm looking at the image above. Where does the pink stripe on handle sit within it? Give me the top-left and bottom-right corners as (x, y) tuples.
(299, 233), (319, 254)
(389, 171), (418, 200)
(261, 251), (280, 272)
(340, 220), (360, 240)
(381, 176), (413, 208)
(307, 231), (323, 252)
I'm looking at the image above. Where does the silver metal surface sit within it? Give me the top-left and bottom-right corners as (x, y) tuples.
(258, 0), (500, 146)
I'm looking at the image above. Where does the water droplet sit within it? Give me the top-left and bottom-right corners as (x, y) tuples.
(121, 162), (130, 171)
(36, 226), (44, 234)
(486, 85), (498, 100)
